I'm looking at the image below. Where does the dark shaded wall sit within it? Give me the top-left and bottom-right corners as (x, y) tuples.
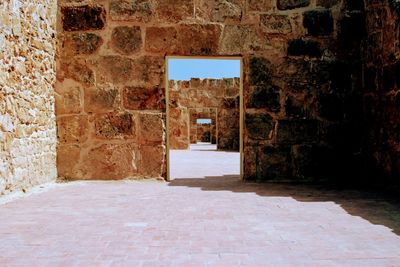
(245, 0), (367, 182)
(361, 0), (400, 187)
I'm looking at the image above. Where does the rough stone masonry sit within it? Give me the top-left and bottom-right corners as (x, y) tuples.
(56, 0), (365, 183)
(1, 0), (400, 195)
(0, 0), (57, 195)
(55, 0), (400, 185)
(169, 78), (240, 151)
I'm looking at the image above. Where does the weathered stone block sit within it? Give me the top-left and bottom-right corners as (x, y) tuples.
(225, 86), (239, 97)
(145, 27), (178, 53)
(83, 144), (137, 179)
(97, 56), (135, 84)
(123, 87), (165, 110)
(246, 113), (275, 140)
(84, 86), (119, 113)
(133, 56), (164, 86)
(138, 113), (164, 144)
(303, 9), (333, 36)
(292, 144), (335, 179)
(63, 60), (95, 85)
(287, 39), (322, 58)
(218, 128), (239, 151)
(249, 57), (272, 86)
(221, 97), (239, 109)
(279, 58), (311, 79)
(111, 26), (142, 55)
(244, 146), (257, 180)
(63, 33), (103, 55)
(249, 85), (280, 111)
(56, 86), (82, 115)
(220, 25), (269, 54)
(190, 78), (201, 88)
(248, 0), (273, 12)
(277, 0), (310, 10)
(261, 14), (292, 34)
(285, 96), (308, 118)
(169, 107), (190, 150)
(94, 113), (135, 139)
(155, 0), (194, 22)
(57, 115), (89, 144)
(61, 6), (106, 31)
(255, 146), (292, 181)
(195, 0), (243, 23)
(219, 109), (238, 126)
(139, 145), (165, 178)
(317, 0), (340, 8)
(276, 119), (318, 144)
(177, 24), (222, 55)
(110, 0), (153, 22)
(312, 60), (352, 91)
(57, 144), (81, 179)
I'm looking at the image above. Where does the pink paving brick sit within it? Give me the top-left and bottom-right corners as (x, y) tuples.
(0, 144), (400, 266)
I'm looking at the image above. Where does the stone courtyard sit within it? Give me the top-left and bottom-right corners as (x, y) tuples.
(1, 145), (400, 266)
(1, 0), (400, 265)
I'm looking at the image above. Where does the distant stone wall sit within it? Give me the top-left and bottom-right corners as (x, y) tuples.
(169, 78), (240, 151)
(0, 0), (57, 195)
(189, 108), (217, 145)
(197, 124), (212, 143)
(189, 108), (217, 144)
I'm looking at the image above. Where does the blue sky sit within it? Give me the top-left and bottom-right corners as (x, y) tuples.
(168, 59), (240, 80)
(197, 118), (212, 124)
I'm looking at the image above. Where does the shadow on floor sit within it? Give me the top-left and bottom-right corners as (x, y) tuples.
(168, 175), (400, 235)
(188, 149), (240, 153)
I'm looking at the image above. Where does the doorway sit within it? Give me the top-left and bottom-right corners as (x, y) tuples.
(165, 57), (243, 181)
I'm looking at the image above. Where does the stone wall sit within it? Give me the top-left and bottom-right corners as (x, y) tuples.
(57, 0), (375, 182)
(189, 108), (217, 145)
(1, 0), (398, 187)
(0, 0), (58, 194)
(362, 0), (400, 186)
(169, 78), (239, 151)
(56, 1), (167, 180)
(196, 124), (212, 143)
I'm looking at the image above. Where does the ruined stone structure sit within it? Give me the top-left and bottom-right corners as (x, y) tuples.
(0, 0), (57, 195)
(189, 108), (217, 145)
(196, 123), (213, 143)
(1, 0), (400, 195)
(169, 78), (240, 151)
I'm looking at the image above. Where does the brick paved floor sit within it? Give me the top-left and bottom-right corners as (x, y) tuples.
(1, 144), (400, 266)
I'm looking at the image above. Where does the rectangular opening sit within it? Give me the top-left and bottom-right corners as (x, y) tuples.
(197, 119), (212, 124)
(165, 56), (244, 181)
